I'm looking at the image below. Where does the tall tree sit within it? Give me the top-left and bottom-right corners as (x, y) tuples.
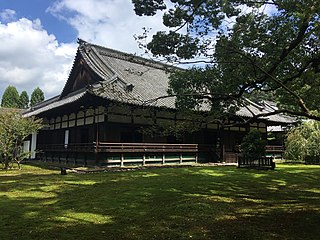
(285, 121), (320, 161)
(19, 90), (29, 109)
(132, 0), (320, 122)
(1, 85), (20, 108)
(30, 87), (45, 107)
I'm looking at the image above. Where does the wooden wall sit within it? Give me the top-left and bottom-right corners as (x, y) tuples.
(38, 104), (267, 159)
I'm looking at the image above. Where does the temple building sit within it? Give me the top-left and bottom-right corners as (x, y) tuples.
(23, 40), (295, 166)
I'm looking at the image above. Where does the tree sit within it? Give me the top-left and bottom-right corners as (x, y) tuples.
(240, 129), (266, 161)
(285, 121), (320, 162)
(30, 87), (45, 107)
(0, 109), (42, 169)
(1, 86), (20, 108)
(19, 91), (29, 109)
(132, 0), (320, 122)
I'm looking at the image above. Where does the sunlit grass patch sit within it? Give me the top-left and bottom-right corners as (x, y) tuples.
(55, 212), (113, 224)
(6, 190), (56, 199)
(141, 172), (160, 177)
(192, 169), (226, 177)
(63, 180), (98, 185)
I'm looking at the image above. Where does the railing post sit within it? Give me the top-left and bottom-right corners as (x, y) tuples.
(143, 154), (146, 166)
(121, 153), (124, 167)
(179, 145), (183, 164)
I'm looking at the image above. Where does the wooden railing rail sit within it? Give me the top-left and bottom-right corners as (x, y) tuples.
(37, 143), (95, 152)
(37, 142), (214, 153)
(94, 142), (198, 153)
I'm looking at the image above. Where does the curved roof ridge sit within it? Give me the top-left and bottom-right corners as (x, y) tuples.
(90, 46), (128, 84)
(78, 39), (180, 72)
(243, 98), (264, 111)
(80, 43), (117, 82)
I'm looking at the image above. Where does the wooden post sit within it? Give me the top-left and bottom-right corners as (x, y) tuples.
(94, 117), (99, 164)
(218, 124), (226, 162)
(121, 153), (124, 167)
(143, 154), (146, 166)
(66, 151), (69, 165)
(74, 152), (78, 166)
(162, 153), (165, 165)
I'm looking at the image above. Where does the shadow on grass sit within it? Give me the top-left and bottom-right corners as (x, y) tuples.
(1, 165), (320, 240)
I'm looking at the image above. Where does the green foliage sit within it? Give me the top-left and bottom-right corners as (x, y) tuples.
(240, 129), (266, 160)
(285, 121), (320, 161)
(245, 90), (276, 103)
(19, 91), (29, 109)
(0, 110), (42, 169)
(30, 87), (45, 107)
(142, 118), (202, 140)
(1, 86), (20, 108)
(132, 0), (320, 120)
(147, 31), (199, 59)
(133, 0), (166, 16)
(168, 66), (243, 114)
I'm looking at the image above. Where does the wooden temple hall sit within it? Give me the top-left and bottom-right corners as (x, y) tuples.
(23, 40), (294, 167)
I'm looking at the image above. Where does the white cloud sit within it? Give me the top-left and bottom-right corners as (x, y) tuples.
(0, 18), (77, 99)
(0, 0), (167, 101)
(0, 9), (16, 22)
(47, 0), (166, 54)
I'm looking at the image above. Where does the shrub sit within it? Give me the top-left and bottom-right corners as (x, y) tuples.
(240, 129), (266, 160)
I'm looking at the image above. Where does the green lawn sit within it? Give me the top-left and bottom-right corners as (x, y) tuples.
(0, 163), (319, 240)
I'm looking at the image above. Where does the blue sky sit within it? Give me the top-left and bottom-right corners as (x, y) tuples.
(1, 0), (77, 42)
(0, 0), (165, 99)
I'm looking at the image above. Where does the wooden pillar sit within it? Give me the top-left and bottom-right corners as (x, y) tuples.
(58, 151), (61, 164)
(95, 120), (99, 164)
(218, 123), (225, 162)
(30, 132), (37, 159)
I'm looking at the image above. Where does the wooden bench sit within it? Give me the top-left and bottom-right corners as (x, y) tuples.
(238, 156), (275, 170)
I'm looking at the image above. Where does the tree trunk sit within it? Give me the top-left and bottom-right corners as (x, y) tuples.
(4, 156), (10, 170)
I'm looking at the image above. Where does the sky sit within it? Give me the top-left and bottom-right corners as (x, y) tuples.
(0, 0), (165, 100)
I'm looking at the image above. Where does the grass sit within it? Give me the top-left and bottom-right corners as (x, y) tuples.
(0, 163), (320, 240)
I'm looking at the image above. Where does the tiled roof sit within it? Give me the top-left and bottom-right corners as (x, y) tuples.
(23, 90), (86, 117)
(81, 40), (177, 108)
(23, 40), (296, 124)
(236, 99), (296, 124)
